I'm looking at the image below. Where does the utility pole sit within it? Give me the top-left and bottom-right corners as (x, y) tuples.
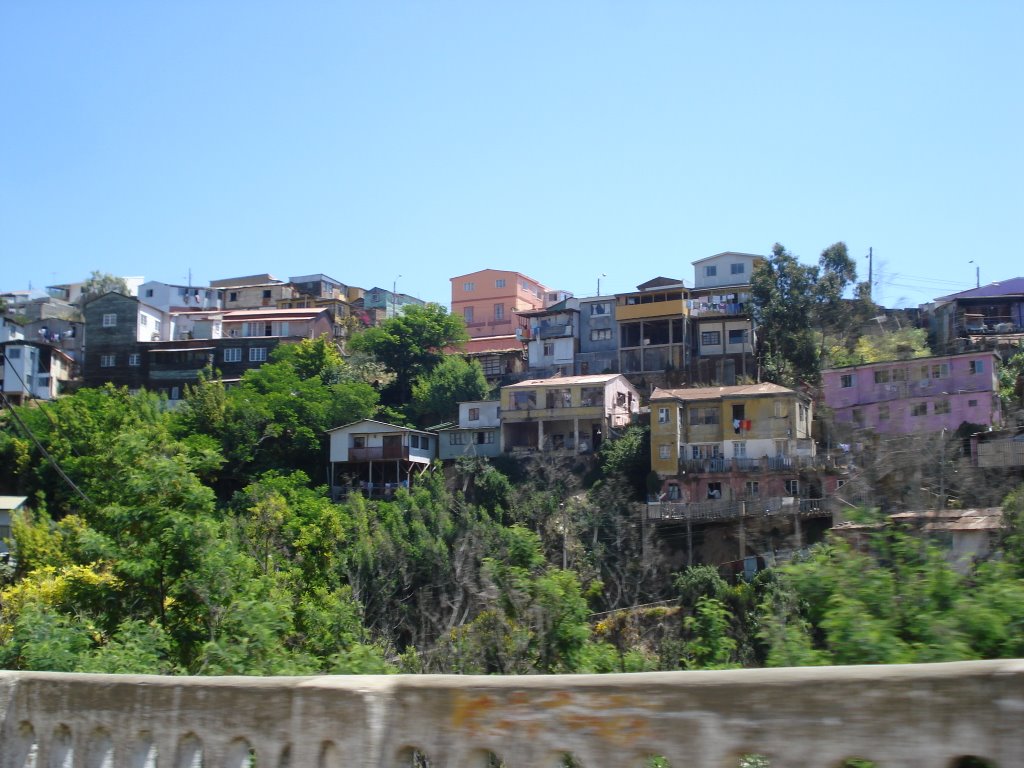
(969, 260), (980, 288)
(866, 247), (873, 299)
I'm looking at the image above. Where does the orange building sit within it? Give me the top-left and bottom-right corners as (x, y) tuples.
(450, 269), (568, 353)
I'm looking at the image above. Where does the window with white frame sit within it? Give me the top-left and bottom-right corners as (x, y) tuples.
(154, 319), (162, 333)
(745, 480), (759, 496)
(128, 353), (141, 366)
(543, 342), (554, 356)
(590, 302), (610, 316)
(969, 359), (985, 374)
(840, 373), (854, 388)
(732, 441), (746, 457)
(463, 282), (475, 292)
(475, 431), (495, 444)
(495, 278), (505, 288)
(100, 354), (115, 367)
(450, 432), (466, 445)
(658, 407), (669, 423)
(659, 444), (671, 460)
(590, 328), (612, 341)
(785, 479), (800, 496)
(249, 347), (267, 362)
(705, 265), (717, 277)
(701, 331), (721, 346)
(468, 407), (480, 421)
(494, 303), (505, 320)
(731, 263), (745, 275)
(224, 348), (242, 363)
(102, 313), (117, 327)
(140, 315), (148, 326)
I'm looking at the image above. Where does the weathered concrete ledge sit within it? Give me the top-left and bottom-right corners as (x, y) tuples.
(0, 660), (1020, 767)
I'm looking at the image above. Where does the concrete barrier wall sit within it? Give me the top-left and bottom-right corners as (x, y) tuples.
(0, 660), (1020, 767)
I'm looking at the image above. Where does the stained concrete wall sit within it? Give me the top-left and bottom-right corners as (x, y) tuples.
(0, 660), (1020, 767)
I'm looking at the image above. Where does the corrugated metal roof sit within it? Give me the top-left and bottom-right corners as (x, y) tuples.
(651, 382), (796, 401)
(934, 277), (1024, 301)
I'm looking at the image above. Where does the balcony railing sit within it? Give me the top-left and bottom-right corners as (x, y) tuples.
(0, 662), (1017, 767)
(646, 496), (831, 522)
(349, 446), (409, 461)
(679, 455), (827, 474)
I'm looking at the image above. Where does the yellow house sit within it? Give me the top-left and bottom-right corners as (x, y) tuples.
(501, 373), (639, 454)
(651, 385), (811, 481)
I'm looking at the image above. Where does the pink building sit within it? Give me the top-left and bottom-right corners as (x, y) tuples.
(821, 352), (1001, 434)
(450, 269), (568, 353)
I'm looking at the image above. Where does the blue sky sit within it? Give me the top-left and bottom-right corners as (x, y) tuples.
(2, 2), (1021, 309)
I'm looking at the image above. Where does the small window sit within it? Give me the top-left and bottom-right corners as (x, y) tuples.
(224, 348), (242, 363)
(785, 479), (800, 495)
(774, 400), (784, 418)
(463, 282), (475, 292)
(449, 433), (463, 445)
(590, 328), (612, 341)
(968, 399), (978, 407)
(701, 331), (721, 346)
(543, 342), (554, 356)
(878, 403), (890, 420)
(657, 407), (669, 424)
(495, 279), (505, 288)
(728, 329), (747, 344)
(658, 444), (671, 459)
(969, 359), (985, 374)
(421, 437), (429, 450)
(840, 373), (854, 388)
(6, 348), (20, 359)
(468, 408), (480, 421)
(262, 289), (272, 299)
(140, 315), (148, 326)
(912, 402), (927, 416)
(494, 303), (505, 320)
(154, 320), (161, 332)
(145, 289), (154, 297)
(128, 353), (141, 367)
(731, 263), (745, 275)
(100, 354), (116, 367)
(934, 399), (951, 414)
(170, 386), (180, 400)
(733, 441), (746, 457)
(249, 347), (267, 362)
(410, 435), (420, 449)
(229, 291), (238, 302)
(745, 480), (759, 496)
(705, 265), (717, 277)
(353, 435), (365, 448)
(102, 313), (117, 327)
(590, 302), (610, 316)
(874, 369), (891, 384)
(463, 307), (474, 323)
(852, 408), (864, 426)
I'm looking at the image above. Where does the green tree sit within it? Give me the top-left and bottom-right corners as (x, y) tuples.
(750, 243), (820, 385)
(347, 303), (469, 404)
(78, 271), (129, 306)
(410, 356), (489, 426)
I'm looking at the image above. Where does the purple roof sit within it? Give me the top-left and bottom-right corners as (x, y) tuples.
(935, 277), (1024, 301)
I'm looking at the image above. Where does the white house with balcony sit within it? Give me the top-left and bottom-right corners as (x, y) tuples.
(1, 341), (74, 404)
(327, 419), (437, 499)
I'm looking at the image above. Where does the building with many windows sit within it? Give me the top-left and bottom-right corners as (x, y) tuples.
(821, 352), (1001, 435)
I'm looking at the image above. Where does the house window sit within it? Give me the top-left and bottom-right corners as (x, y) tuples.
(421, 437), (429, 450)
(463, 282), (475, 292)
(128, 353), (141, 367)
(840, 374), (854, 388)
(7, 348), (20, 359)
(746, 480), (759, 496)
(140, 315), (148, 326)
(732, 441), (746, 457)
(262, 289), (272, 299)
(911, 402), (927, 416)
(874, 369), (891, 384)
(100, 354), (116, 367)
(922, 363), (949, 379)
(224, 348), (242, 363)
(410, 435), (420, 448)
(249, 347), (267, 362)
(580, 386), (603, 406)
(731, 263), (745, 275)
(785, 479), (800, 496)
(145, 288), (154, 297)
(494, 303), (505, 320)
(705, 265), (717, 277)
(968, 399), (978, 407)
(728, 329), (747, 344)
(892, 367), (908, 381)
(969, 359), (985, 374)
(706, 482), (722, 499)
(543, 342), (554, 356)
(102, 313), (117, 327)
(878, 403), (890, 420)
(475, 431), (495, 444)
(450, 433), (466, 445)
(495, 279), (505, 288)
(170, 386), (180, 400)
(659, 444), (671, 460)
(590, 328), (612, 341)
(689, 407), (719, 425)
(657, 407), (669, 424)
(468, 407), (480, 421)
(463, 307), (474, 323)
(935, 399), (951, 414)
(774, 401), (784, 418)
(353, 435), (366, 448)
(590, 302), (610, 316)
(701, 331), (721, 346)
(154, 320), (162, 333)
(691, 444), (721, 459)
(852, 408), (864, 426)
